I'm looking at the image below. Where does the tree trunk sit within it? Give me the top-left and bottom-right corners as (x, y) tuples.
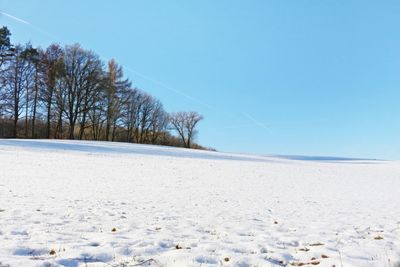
(111, 119), (117, 141)
(13, 116), (17, 138)
(46, 89), (53, 139)
(25, 85), (29, 138)
(55, 112), (63, 139)
(13, 79), (18, 138)
(68, 122), (75, 139)
(31, 71), (39, 138)
(79, 112), (87, 140)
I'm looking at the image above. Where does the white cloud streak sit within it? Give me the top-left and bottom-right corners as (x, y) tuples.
(1, 10), (60, 42)
(124, 66), (273, 133)
(242, 112), (271, 133)
(0, 11), (30, 25)
(123, 65), (216, 111)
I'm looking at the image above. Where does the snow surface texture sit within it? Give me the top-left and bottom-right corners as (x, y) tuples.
(0, 139), (399, 267)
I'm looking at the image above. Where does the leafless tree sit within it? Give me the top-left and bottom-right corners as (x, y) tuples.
(137, 94), (168, 144)
(0, 27), (12, 120)
(40, 44), (64, 138)
(87, 85), (107, 140)
(148, 99), (168, 144)
(0, 26), (12, 70)
(58, 44), (103, 139)
(120, 89), (168, 144)
(121, 88), (141, 142)
(19, 45), (44, 138)
(103, 59), (131, 141)
(1, 44), (34, 137)
(169, 111), (203, 148)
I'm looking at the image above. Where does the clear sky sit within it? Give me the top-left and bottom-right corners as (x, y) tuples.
(1, 0), (399, 159)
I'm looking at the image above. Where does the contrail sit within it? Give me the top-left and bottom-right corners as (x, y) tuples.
(0, 11), (30, 25)
(124, 65), (274, 133)
(123, 65), (216, 111)
(0, 10), (56, 39)
(124, 65), (272, 132)
(242, 112), (271, 132)
(98, 54), (215, 111)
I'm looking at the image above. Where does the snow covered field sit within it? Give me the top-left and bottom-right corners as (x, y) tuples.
(0, 139), (399, 267)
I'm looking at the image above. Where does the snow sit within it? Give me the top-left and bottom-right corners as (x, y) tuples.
(0, 139), (399, 267)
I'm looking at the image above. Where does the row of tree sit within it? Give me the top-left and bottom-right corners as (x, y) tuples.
(0, 27), (205, 148)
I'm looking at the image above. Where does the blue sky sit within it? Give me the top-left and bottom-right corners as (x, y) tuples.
(1, 0), (399, 159)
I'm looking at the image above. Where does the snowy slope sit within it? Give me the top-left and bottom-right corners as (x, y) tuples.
(0, 139), (399, 267)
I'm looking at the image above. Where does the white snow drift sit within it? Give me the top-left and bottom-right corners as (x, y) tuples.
(0, 139), (399, 267)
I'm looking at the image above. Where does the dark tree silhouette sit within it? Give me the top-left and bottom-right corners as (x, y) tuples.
(169, 111), (203, 148)
(0, 29), (207, 150)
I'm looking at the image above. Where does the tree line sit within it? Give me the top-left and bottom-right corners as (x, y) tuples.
(0, 27), (206, 149)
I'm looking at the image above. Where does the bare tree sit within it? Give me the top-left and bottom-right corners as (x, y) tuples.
(169, 111), (203, 148)
(40, 44), (64, 138)
(0, 27), (12, 120)
(0, 26), (12, 70)
(137, 94), (168, 144)
(121, 88), (141, 142)
(120, 89), (167, 144)
(58, 44), (103, 139)
(87, 80), (107, 141)
(137, 93), (155, 143)
(1, 44), (34, 137)
(148, 99), (167, 144)
(101, 59), (131, 141)
(20, 45), (43, 138)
